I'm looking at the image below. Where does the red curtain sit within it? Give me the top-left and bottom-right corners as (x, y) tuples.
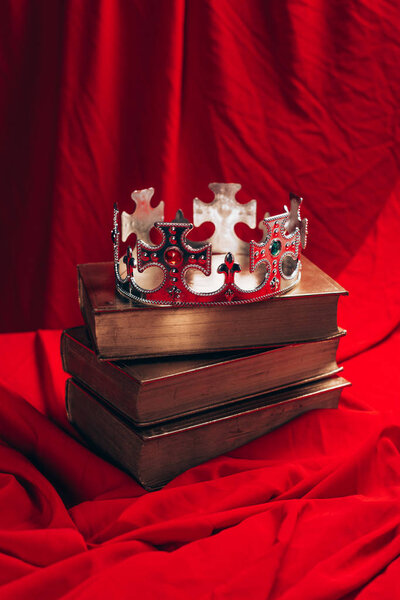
(1, 1), (400, 598)
(1, 0), (399, 332)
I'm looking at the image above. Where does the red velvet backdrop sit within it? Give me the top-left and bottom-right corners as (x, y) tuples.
(1, 1), (400, 598)
(1, 0), (399, 333)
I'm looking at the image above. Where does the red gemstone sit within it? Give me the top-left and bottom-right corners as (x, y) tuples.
(164, 247), (183, 267)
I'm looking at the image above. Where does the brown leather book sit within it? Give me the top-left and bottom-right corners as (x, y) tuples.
(77, 256), (347, 360)
(62, 326), (345, 425)
(66, 376), (351, 490)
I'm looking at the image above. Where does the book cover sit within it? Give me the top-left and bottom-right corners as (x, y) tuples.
(66, 376), (351, 490)
(78, 256), (347, 359)
(62, 326), (345, 425)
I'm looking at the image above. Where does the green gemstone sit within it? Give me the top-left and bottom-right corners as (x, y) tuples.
(269, 239), (281, 257)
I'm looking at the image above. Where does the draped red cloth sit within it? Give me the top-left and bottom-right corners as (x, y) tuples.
(1, 0), (400, 597)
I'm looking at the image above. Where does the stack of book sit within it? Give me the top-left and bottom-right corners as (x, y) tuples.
(63, 256), (350, 490)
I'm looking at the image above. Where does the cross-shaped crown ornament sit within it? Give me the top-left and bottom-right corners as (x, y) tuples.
(112, 183), (308, 307)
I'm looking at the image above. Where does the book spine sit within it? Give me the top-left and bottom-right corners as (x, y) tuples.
(66, 378), (144, 479)
(77, 269), (98, 353)
(60, 330), (68, 373)
(62, 331), (142, 423)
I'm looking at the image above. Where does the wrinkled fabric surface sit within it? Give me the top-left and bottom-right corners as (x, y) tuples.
(1, 0), (400, 331)
(1, 0), (400, 597)
(0, 316), (400, 598)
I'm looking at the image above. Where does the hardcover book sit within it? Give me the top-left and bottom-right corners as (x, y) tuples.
(62, 326), (345, 425)
(66, 376), (351, 490)
(78, 256), (347, 360)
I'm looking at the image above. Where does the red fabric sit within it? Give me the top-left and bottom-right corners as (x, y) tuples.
(1, 0), (400, 598)
(1, 330), (400, 598)
(1, 0), (400, 331)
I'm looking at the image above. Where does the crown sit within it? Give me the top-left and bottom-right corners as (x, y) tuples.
(112, 183), (308, 307)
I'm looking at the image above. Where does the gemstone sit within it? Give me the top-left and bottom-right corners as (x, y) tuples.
(167, 285), (181, 297)
(164, 247), (183, 266)
(269, 239), (281, 257)
(270, 276), (279, 288)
